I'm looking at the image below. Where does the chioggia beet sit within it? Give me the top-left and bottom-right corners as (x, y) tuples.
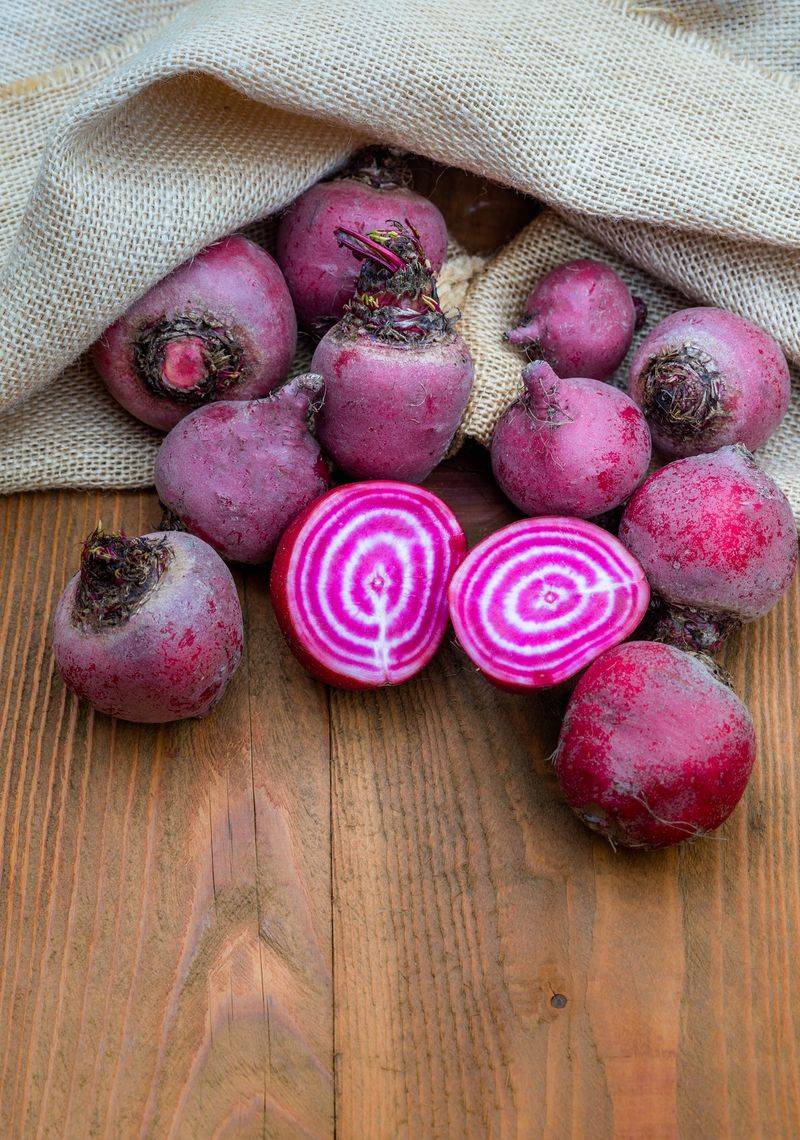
(312, 223), (474, 482)
(93, 235), (297, 431)
(491, 360), (652, 518)
(270, 482), (466, 689)
(506, 258), (645, 381)
(447, 517), (649, 691)
(553, 642), (756, 849)
(619, 445), (797, 652)
(53, 527), (243, 723)
(628, 307), (790, 457)
(276, 147), (448, 328)
(154, 373), (330, 564)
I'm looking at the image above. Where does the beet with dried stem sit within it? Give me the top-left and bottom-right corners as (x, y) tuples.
(93, 235), (297, 431)
(53, 526), (243, 723)
(276, 147), (448, 329)
(312, 221), (474, 483)
(628, 307), (790, 457)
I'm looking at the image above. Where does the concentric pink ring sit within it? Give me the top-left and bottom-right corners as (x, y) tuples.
(271, 482), (466, 689)
(448, 517), (649, 690)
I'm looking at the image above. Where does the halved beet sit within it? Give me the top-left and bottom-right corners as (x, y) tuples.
(270, 482), (466, 689)
(448, 517), (649, 691)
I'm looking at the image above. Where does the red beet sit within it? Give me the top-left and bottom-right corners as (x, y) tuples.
(53, 528), (243, 723)
(154, 373), (330, 564)
(491, 360), (652, 518)
(628, 307), (790, 457)
(554, 642), (756, 849)
(93, 235), (297, 431)
(506, 259), (645, 381)
(312, 223), (474, 483)
(270, 482), (466, 689)
(619, 445), (797, 651)
(447, 517), (649, 691)
(276, 148), (448, 328)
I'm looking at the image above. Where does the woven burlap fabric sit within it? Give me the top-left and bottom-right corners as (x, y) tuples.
(0, 1), (798, 516)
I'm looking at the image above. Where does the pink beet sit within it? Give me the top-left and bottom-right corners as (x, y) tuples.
(628, 307), (790, 457)
(506, 258), (645, 381)
(270, 482), (466, 689)
(53, 528), (243, 723)
(154, 373), (330, 564)
(447, 517), (649, 691)
(276, 148), (448, 328)
(491, 360), (651, 518)
(554, 642), (756, 849)
(93, 235), (297, 431)
(619, 445), (797, 651)
(312, 223), (474, 483)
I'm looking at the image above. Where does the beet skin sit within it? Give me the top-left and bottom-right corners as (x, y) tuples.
(93, 235), (297, 431)
(53, 529), (243, 723)
(507, 258), (643, 381)
(629, 307), (790, 457)
(154, 373), (330, 564)
(491, 360), (651, 518)
(554, 641), (756, 849)
(276, 150), (447, 328)
(619, 445), (797, 651)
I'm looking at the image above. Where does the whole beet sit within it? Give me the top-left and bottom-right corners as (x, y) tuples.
(491, 360), (651, 518)
(53, 528), (243, 723)
(93, 235), (297, 431)
(554, 641), (756, 849)
(276, 148), (448, 329)
(154, 373), (330, 564)
(628, 307), (790, 457)
(506, 258), (645, 381)
(312, 223), (474, 483)
(619, 445), (797, 651)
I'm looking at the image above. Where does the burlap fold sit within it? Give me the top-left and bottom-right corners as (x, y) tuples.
(0, 0), (798, 515)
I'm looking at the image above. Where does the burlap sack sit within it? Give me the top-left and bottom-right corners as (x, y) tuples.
(1, 1), (798, 516)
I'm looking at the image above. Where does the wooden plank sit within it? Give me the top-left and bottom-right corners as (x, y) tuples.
(1, 457), (798, 1138)
(0, 490), (333, 1138)
(331, 448), (800, 1138)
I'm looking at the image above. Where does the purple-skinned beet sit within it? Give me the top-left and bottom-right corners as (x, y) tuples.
(154, 373), (331, 564)
(93, 235), (297, 431)
(276, 148), (448, 329)
(619, 445), (797, 651)
(52, 528), (243, 723)
(507, 258), (645, 381)
(628, 307), (790, 457)
(491, 360), (651, 519)
(311, 222), (474, 483)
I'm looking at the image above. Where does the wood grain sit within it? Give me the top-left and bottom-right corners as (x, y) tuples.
(329, 452), (800, 1139)
(0, 491), (333, 1138)
(1, 454), (799, 1138)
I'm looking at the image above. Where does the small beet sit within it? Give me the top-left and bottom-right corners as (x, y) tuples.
(506, 258), (644, 381)
(312, 223), (474, 483)
(154, 373), (330, 564)
(554, 641), (756, 849)
(628, 307), (790, 457)
(93, 235), (297, 431)
(491, 360), (652, 518)
(447, 517), (649, 691)
(276, 147), (448, 328)
(53, 528), (243, 723)
(619, 445), (797, 652)
(270, 482), (466, 689)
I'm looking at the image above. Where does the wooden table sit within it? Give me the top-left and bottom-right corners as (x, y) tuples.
(1, 177), (799, 1137)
